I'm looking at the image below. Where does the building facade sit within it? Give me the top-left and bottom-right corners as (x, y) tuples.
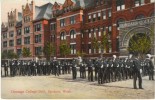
(1, 0), (155, 59)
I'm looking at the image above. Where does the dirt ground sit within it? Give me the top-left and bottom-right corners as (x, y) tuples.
(1, 72), (155, 99)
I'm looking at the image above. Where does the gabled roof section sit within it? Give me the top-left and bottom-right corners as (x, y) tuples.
(63, 0), (74, 8)
(16, 21), (22, 27)
(35, 3), (53, 21)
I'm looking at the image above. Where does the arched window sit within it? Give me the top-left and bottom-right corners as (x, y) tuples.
(117, 18), (125, 30)
(60, 32), (66, 40)
(70, 30), (76, 39)
(135, 14), (145, 19)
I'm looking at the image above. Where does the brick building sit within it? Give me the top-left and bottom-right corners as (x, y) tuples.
(1, 0), (155, 59)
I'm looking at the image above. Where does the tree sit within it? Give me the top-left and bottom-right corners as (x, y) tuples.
(43, 41), (55, 60)
(2, 51), (7, 59)
(59, 41), (70, 58)
(77, 51), (86, 58)
(128, 33), (153, 59)
(22, 47), (31, 57)
(92, 33), (109, 57)
(7, 51), (18, 59)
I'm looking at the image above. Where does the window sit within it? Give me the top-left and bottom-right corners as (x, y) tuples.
(98, 27), (101, 37)
(3, 41), (7, 47)
(35, 34), (42, 43)
(116, 0), (125, 11)
(60, 32), (66, 40)
(50, 23), (56, 31)
(9, 22), (14, 27)
(93, 14), (96, 22)
(108, 26), (112, 32)
(135, 0), (144, 7)
(117, 18), (125, 30)
(17, 49), (22, 56)
(60, 19), (65, 27)
(103, 11), (106, 20)
(51, 35), (56, 42)
(24, 16), (30, 23)
(82, 33), (84, 38)
(151, 0), (155, 3)
(108, 9), (112, 18)
(88, 44), (91, 54)
(34, 24), (42, 32)
(24, 36), (30, 44)
(9, 31), (14, 37)
(88, 15), (91, 22)
(70, 16), (75, 24)
(35, 47), (42, 55)
(24, 26), (30, 34)
(98, 12), (101, 20)
(17, 38), (22, 45)
(135, 14), (145, 19)
(70, 30), (76, 39)
(9, 40), (14, 46)
(94, 28), (96, 38)
(88, 29), (91, 38)
(70, 44), (76, 54)
(96, 0), (99, 5)
(17, 29), (22, 36)
(99, 47), (101, 53)
(103, 26), (106, 35)
(3, 33), (7, 39)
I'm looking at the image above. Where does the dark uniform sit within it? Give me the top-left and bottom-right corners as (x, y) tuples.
(145, 58), (154, 80)
(133, 58), (143, 89)
(4, 62), (8, 77)
(87, 59), (93, 82)
(72, 60), (77, 79)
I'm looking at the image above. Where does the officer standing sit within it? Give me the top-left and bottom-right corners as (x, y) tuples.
(145, 54), (154, 80)
(132, 54), (143, 89)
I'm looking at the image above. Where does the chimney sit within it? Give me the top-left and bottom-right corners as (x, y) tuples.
(32, 0), (35, 20)
(15, 9), (18, 22)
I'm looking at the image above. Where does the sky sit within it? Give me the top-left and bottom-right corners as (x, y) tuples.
(1, 0), (65, 23)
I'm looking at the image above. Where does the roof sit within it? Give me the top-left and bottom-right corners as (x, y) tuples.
(18, 12), (22, 21)
(35, 3), (53, 21)
(16, 21), (22, 27)
(71, 0), (94, 8)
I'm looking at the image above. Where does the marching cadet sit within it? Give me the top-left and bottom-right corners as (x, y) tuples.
(72, 59), (77, 79)
(112, 55), (118, 82)
(98, 59), (104, 84)
(145, 54), (154, 80)
(87, 59), (94, 82)
(106, 58), (111, 83)
(94, 58), (99, 81)
(4, 62), (8, 77)
(27, 60), (31, 76)
(132, 54), (143, 89)
(114, 58), (121, 81)
(53, 57), (59, 76)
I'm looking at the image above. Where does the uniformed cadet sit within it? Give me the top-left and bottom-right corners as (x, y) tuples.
(145, 54), (154, 80)
(94, 58), (99, 81)
(132, 54), (143, 89)
(53, 57), (59, 76)
(72, 59), (77, 79)
(4, 62), (8, 77)
(87, 59), (93, 82)
(98, 59), (104, 84)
